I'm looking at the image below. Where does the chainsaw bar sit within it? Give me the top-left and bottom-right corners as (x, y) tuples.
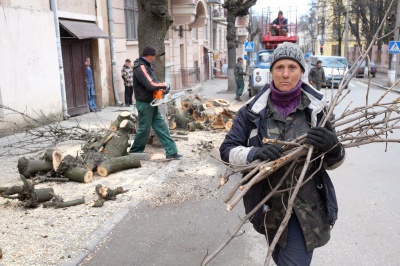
(150, 91), (185, 106)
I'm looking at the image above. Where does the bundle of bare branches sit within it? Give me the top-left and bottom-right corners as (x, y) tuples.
(202, 2), (400, 265)
(0, 105), (108, 157)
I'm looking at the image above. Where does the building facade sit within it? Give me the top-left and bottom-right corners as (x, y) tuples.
(0, 0), (228, 132)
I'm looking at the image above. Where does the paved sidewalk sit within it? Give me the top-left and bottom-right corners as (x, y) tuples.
(357, 71), (400, 93)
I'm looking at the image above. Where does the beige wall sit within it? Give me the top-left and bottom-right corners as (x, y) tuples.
(0, 6), (61, 129)
(58, 0), (96, 16)
(0, 0), (49, 10)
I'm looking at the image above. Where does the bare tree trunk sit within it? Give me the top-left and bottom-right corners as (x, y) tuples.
(137, 0), (172, 83)
(226, 11), (237, 92)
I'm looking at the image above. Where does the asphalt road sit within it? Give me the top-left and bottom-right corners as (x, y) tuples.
(80, 78), (400, 266)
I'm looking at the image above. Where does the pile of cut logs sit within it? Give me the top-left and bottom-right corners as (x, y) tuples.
(167, 95), (236, 132)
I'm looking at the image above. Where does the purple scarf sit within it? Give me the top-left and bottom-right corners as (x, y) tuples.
(269, 80), (302, 118)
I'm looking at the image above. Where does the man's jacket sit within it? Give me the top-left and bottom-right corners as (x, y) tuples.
(234, 63), (246, 80)
(272, 17), (288, 30)
(308, 66), (326, 90)
(121, 65), (134, 87)
(219, 82), (345, 252)
(132, 57), (167, 102)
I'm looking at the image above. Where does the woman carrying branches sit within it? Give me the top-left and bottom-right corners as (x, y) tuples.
(219, 42), (346, 265)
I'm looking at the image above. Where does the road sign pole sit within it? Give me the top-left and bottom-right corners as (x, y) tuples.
(389, 0), (400, 86)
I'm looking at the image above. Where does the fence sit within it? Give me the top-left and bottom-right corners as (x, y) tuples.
(166, 67), (201, 90)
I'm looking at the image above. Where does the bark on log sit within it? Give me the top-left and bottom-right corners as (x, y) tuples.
(109, 111), (132, 131)
(172, 114), (190, 129)
(102, 134), (130, 157)
(128, 153), (150, 161)
(171, 135), (189, 141)
(84, 152), (110, 171)
(97, 155), (141, 177)
(187, 122), (197, 132)
(18, 157), (53, 178)
(0, 186), (23, 196)
(43, 197), (85, 208)
(25, 188), (54, 208)
(64, 168), (93, 183)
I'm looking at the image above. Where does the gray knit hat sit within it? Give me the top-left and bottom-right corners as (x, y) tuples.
(270, 42), (306, 72)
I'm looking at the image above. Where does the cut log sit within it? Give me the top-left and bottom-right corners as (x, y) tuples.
(97, 155), (141, 177)
(169, 118), (177, 130)
(193, 110), (207, 123)
(128, 153), (150, 161)
(92, 184), (128, 207)
(18, 157), (53, 178)
(225, 119), (233, 131)
(92, 198), (106, 207)
(84, 152), (110, 171)
(43, 196), (85, 209)
(119, 119), (136, 134)
(43, 149), (63, 171)
(109, 111), (133, 131)
(202, 101), (214, 108)
(64, 168), (93, 183)
(173, 114), (190, 129)
(211, 114), (226, 129)
(102, 134), (130, 157)
(0, 185), (23, 196)
(212, 99), (230, 107)
(187, 122), (197, 132)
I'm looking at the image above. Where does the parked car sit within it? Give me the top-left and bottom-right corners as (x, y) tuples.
(310, 55), (350, 89)
(354, 61), (377, 78)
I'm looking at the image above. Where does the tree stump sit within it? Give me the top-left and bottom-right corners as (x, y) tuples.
(97, 155), (141, 177)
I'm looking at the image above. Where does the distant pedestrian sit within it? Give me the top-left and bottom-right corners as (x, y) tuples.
(85, 57), (100, 112)
(308, 60), (326, 90)
(234, 57), (247, 101)
(129, 45), (182, 160)
(121, 59), (134, 107)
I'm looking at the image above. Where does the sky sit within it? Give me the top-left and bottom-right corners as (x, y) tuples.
(252, 1), (312, 19)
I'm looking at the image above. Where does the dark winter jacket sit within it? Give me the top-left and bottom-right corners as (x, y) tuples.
(272, 17), (288, 30)
(132, 57), (167, 102)
(219, 82), (345, 252)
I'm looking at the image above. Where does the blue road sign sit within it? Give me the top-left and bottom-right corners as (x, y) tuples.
(243, 54), (249, 60)
(389, 41), (400, 54)
(244, 41), (254, 52)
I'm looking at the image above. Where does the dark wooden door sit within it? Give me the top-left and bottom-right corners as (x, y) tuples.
(61, 39), (92, 116)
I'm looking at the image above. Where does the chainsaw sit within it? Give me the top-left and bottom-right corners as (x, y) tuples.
(150, 88), (185, 106)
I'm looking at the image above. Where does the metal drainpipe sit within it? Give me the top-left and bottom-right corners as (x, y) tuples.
(50, 0), (70, 119)
(210, 5), (214, 79)
(107, 0), (123, 106)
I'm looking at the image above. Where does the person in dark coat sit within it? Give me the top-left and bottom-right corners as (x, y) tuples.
(219, 42), (345, 265)
(271, 11), (288, 36)
(308, 60), (326, 90)
(234, 57), (247, 101)
(129, 45), (182, 160)
(85, 57), (100, 112)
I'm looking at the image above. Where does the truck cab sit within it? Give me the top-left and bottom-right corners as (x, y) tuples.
(248, 50), (274, 97)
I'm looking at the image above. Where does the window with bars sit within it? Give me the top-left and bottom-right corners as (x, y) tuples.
(125, 0), (139, 40)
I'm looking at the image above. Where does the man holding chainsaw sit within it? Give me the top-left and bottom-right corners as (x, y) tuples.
(129, 45), (182, 160)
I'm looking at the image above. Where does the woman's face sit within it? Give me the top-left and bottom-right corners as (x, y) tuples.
(271, 59), (303, 92)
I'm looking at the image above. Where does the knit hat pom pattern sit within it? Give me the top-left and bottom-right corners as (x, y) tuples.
(270, 42), (306, 72)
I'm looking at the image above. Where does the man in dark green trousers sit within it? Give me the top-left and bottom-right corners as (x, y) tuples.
(129, 45), (182, 160)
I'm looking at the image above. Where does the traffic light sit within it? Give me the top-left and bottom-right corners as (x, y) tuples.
(320, 45), (324, 55)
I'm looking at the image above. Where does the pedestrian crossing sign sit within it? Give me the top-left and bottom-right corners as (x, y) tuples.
(389, 41), (400, 54)
(244, 41), (254, 52)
